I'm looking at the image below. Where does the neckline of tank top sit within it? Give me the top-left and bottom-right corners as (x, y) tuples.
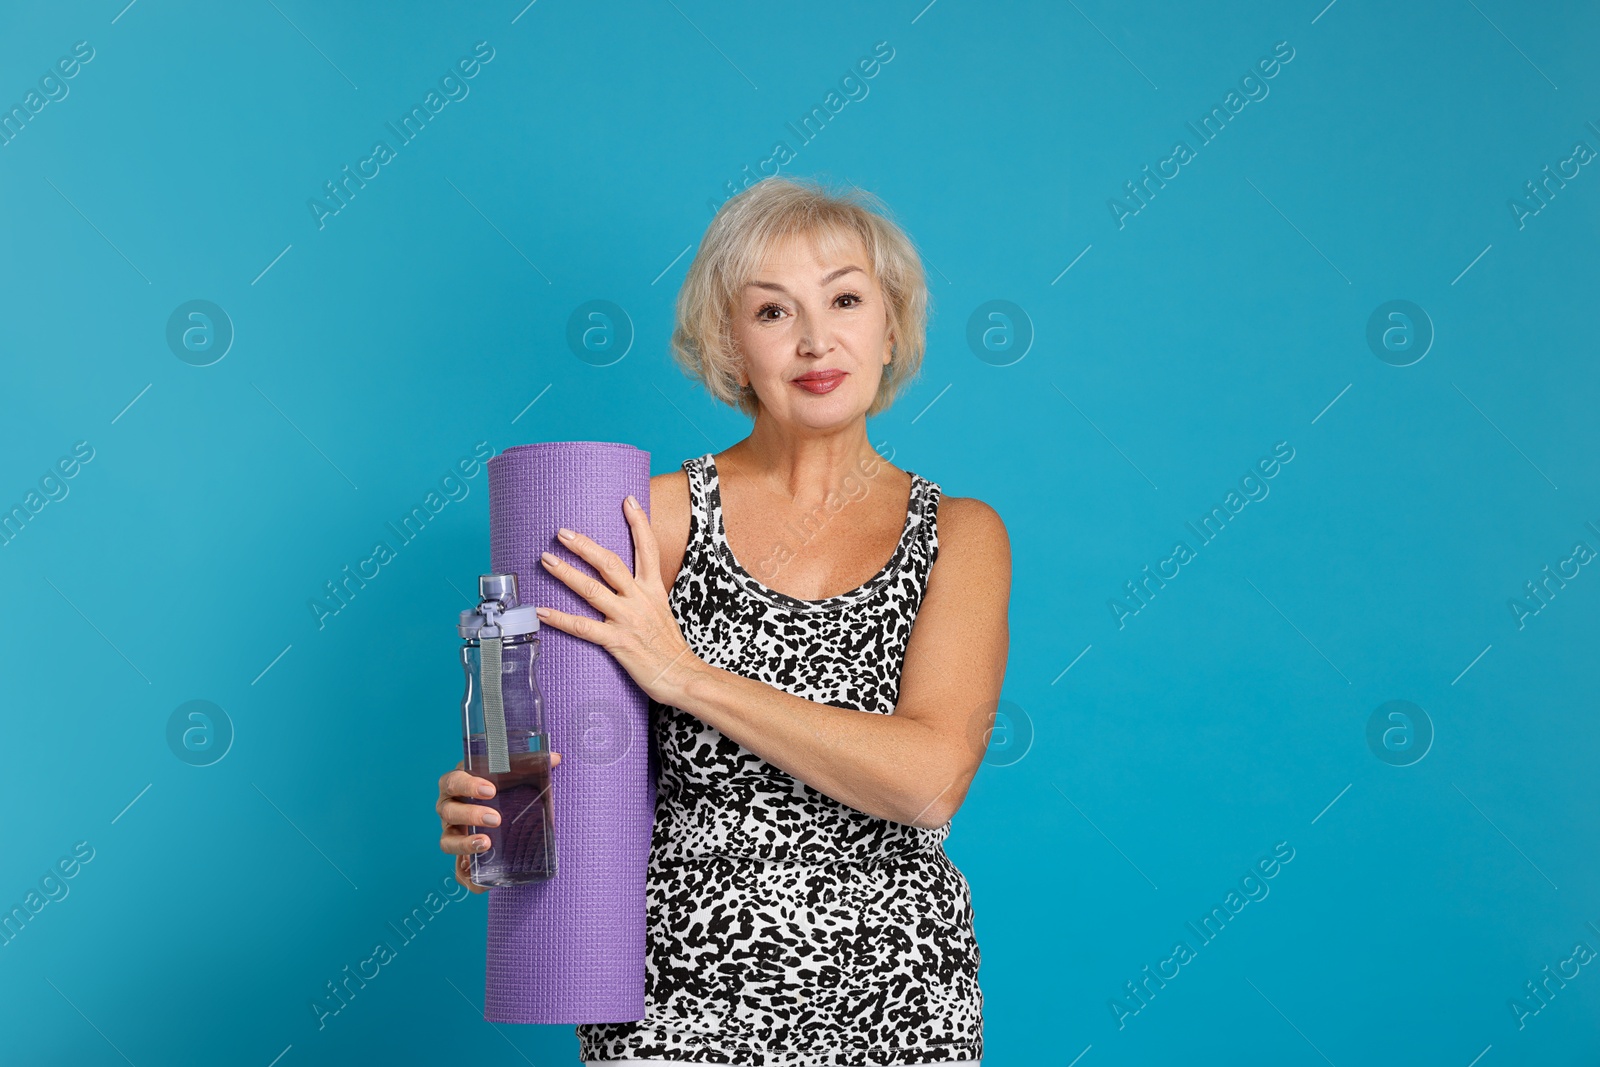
(697, 451), (929, 613)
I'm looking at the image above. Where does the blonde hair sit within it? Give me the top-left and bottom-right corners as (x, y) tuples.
(671, 176), (929, 419)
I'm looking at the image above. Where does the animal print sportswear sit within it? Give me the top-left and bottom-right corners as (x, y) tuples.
(577, 453), (984, 1066)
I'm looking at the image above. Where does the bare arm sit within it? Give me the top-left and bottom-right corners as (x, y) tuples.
(671, 495), (1011, 827)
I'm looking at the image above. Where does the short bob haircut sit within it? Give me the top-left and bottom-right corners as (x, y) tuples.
(671, 176), (929, 419)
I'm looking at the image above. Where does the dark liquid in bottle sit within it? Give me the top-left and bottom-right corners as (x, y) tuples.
(464, 739), (555, 886)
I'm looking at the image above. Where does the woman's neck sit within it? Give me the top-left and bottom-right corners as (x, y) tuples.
(720, 423), (891, 508)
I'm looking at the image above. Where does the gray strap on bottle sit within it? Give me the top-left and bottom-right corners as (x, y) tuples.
(481, 635), (511, 774)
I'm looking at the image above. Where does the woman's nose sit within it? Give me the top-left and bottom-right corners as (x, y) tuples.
(794, 310), (831, 355)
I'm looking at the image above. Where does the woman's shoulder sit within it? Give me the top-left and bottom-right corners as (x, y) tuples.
(925, 480), (1007, 539)
(926, 486), (1010, 579)
(647, 466), (694, 594)
(648, 466), (693, 526)
(649, 464), (692, 496)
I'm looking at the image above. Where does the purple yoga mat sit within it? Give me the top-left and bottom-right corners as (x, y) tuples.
(484, 441), (656, 1024)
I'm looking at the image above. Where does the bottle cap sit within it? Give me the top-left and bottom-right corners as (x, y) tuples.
(458, 572), (541, 639)
(479, 573), (518, 604)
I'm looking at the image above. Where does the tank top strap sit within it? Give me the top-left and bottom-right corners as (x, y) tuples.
(911, 467), (942, 576)
(901, 468), (942, 608)
(676, 454), (715, 577)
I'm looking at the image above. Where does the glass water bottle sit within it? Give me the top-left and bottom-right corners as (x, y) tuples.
(459, 573), (556, 886)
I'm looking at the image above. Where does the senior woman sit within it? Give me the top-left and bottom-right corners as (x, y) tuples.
(436, 176), (1011, 1065)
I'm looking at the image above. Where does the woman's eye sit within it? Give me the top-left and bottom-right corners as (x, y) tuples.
(757, 303), (784, 321)
(836, 292), (862, 308)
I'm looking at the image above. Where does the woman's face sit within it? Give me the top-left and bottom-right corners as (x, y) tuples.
(729, 231), (893, 428)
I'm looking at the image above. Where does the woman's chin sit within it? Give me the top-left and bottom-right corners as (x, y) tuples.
(783, 393), (867, 427)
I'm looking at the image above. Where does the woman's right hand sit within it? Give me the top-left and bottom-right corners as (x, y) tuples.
(438, 752), (562, 893)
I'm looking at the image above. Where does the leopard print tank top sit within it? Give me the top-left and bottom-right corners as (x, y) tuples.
(577, 452), (984, 1066)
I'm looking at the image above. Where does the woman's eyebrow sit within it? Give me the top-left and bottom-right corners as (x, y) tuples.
(745, 265), (864, 293)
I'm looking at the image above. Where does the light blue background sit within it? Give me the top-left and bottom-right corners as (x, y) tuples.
(2, 1), (1598, 1063)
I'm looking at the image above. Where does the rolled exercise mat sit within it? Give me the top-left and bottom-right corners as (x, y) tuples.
(484, 441), (657, 1024)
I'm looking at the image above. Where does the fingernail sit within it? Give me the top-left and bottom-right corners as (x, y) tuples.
(474, 838), (489, 852)
(557, 527), (576, 540)
(541, 551), (558, 566)
(483, 811), (501, 826)
(476, 784), (494, 797)
(625, 494), (639, 510)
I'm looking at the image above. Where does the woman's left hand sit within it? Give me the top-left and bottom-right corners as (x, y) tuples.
(533, 493), (706, 706)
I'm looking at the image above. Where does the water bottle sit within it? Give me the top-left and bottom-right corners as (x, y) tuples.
(458, 573), (556, 886)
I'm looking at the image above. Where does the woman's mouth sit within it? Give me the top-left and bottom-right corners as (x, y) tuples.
(792, 370), (847, 395)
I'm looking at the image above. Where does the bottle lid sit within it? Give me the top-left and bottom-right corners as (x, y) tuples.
(479, 573), (518, 603)
(458, 572), (541, 639)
